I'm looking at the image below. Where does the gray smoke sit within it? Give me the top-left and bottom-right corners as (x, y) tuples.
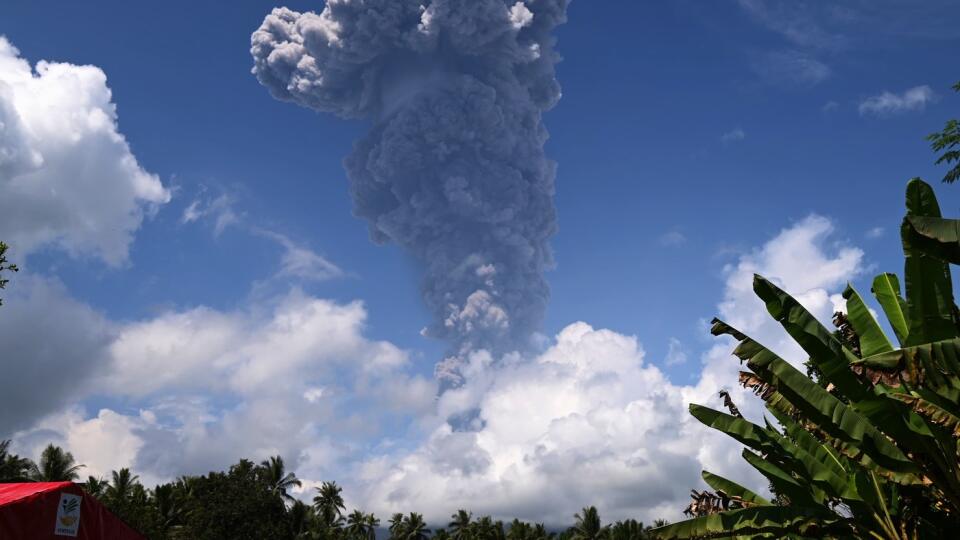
(251, 0), (568, 374)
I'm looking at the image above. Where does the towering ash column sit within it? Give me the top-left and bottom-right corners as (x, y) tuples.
(251, 0), (568, 378)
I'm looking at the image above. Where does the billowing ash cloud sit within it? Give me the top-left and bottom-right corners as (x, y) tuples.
(251, 0), (568, 371)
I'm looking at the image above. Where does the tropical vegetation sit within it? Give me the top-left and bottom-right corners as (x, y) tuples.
(929, 80), (960, 184)
(650, 178), (960, 539)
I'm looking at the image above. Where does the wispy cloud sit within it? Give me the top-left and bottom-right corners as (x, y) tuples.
(738, 0), (960, 45)
(181, 191), (240, 236)
(822, 100), (840, 112)
(254, 229), (344, 282)
(866, 227), (884, 239)
(752, 50), (831, 87)
(737, 0), (841, 88)
(737, 0), (846, 51)
(721, 128), (746, 144)
(181, 188), (343, 282)
(739, 1), (960, 91)
(859, 86), (936, 117)
(659, 230), (687, 247)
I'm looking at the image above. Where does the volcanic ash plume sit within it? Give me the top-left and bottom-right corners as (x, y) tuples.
(251, 0), (568, 371)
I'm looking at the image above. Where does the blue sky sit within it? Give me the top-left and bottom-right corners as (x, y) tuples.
(1, 0), (959, 525)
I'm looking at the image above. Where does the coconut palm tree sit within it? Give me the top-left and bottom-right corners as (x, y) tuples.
(347, 509), (369, 540)
(609, 519), (647, 540)
(389, 512), (406, 540)
(29, 444), (83, 481)
(402, 512), (431, 540)
(448, 509), (473, 540)
(493, 521), (506, 540)
(449, 509), (473, 540)
(313, 481), (346, 529)
(105, 468), (140, 505)
(83, 476), (108, 498)
(532, 524), (552, 540)
(472, 516), (496, 540)
(129, 482), (148, 507)
(507, 519), (532, 540)
(434, 529), (451, 540)
(231, 458), (256, 477)
(290, 499), (317, 539)
(570, 507), (606, 540)
(0, 440), (34, 482)
(153, 482), (187, 537)
(364, 512), (381, 540)
(260, 455), (302, 502)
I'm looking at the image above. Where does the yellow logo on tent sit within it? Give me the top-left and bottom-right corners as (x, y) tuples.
(55, 493), (82, 537)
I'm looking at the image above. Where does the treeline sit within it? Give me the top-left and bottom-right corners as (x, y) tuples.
(0, 440), (666, 540)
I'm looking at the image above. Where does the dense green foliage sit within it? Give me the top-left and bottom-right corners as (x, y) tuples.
(173, 460), (294, 539)
(929, 81), (960, 184)
(652, 178), (960, 539)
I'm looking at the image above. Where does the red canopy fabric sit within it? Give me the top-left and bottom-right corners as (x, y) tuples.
(0, 482), (145, 539)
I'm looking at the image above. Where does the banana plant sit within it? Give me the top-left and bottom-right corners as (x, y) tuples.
(652, 179), (960, 540)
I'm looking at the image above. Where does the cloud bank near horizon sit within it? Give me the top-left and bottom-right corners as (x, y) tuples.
(5, 212), (864, 524)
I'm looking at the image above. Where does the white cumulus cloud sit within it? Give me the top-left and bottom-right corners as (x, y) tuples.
(340, 214), (866, 524)
(4, 213), (866, 526)
(8, 287), (438, 482)
(0, 37), (169, 265)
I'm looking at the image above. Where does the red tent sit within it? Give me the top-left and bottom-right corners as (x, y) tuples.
(0, 482), (145, 539)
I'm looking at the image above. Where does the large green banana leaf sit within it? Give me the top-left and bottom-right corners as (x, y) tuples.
(853, 338), (960, 402)
(842, 284), (894, 357)
(700, 471), (771, 506)
(691, 405), (857, 502)
(904, 215), (960, 264)
(711, 319), (918, 477)
(887, 391), (960, 438)
(688, 405), (775, 453)
(871, 273), (909, 346)
(767, 409), (851, 487)
(752, 276), (943, 466)
(740, 449), (822, 507)
(902, 179), (958, 346)
(752, 276), (869, 402)
(771, 429), (862, 502)
(649, 505), (843, 540)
